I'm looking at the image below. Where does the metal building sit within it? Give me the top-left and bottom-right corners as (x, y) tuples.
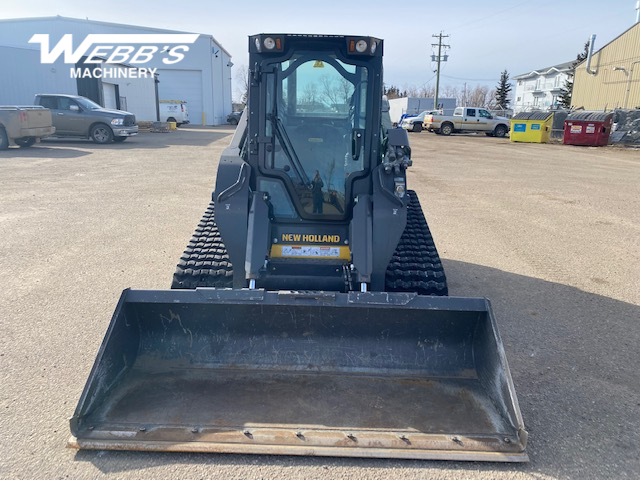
(0, 16), (233, 125)
(572, 22), (640, 110)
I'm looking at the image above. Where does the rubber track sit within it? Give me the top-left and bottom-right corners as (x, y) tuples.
(171, 201), (234, 289)
(385, 190), (448, 296)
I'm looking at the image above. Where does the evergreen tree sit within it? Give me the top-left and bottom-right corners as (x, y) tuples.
(558, 41), (590, 108)
(494, 70), (512, 109)
(383, 85), (402, 99)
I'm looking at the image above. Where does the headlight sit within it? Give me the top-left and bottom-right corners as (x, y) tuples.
(111, 118), (124, 126)
(355, 39), (368, 53)
(263, 37), (276, 50)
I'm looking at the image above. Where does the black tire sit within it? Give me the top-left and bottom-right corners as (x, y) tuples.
(385, 190), (448, 296)
(113, 137), (127, 143)
(0, 127), (8, 150)
(90, 124), (114, 144)
(172, 201), (234, 289)
(440, 122), (453, 136)
(229, 118), (239, 126)
(494, 124), (508, 138)
(15, 137), (36, 148)
(411, 122), (422, 133)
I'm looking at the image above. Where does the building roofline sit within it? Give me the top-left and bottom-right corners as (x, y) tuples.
(0, 15), (232, 58)
(513, 60), (574, 79)
(574, 21), (640, 69)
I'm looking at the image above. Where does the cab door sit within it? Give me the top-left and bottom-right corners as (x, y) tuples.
(462, 108), (479, 131)
(476, 109), (493, 131)
(52, 97), (87, 135)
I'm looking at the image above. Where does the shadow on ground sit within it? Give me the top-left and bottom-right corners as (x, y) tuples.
(0, 126), (234, 159)
(0, 145), (91, 159)
(73, 260), (639, 479)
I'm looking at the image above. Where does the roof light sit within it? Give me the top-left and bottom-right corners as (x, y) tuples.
(254, 37), (262, 52)
(263, 37), (276, 50)
(370, 41), (377, 54)
(355, 40), (368, 53)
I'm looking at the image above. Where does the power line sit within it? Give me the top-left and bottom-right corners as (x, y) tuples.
(441, 74), (497, 82)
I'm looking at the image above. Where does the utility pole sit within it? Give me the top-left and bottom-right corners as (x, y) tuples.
(431, 32), (450, 110)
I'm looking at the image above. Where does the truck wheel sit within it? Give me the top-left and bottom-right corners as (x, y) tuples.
(440, 123), (453, 136)
(15, 137), (36, 148)
(385, 190), (448, 296)
(172, 200), (234, 289)
(411, 122), (422, 133)
(229, 118), (239, 126)
(494, 125), (508, 138)
(0, 127), (10, 150)
(90, 124), (114, 144)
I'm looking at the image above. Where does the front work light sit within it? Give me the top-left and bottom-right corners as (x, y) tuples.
(264, 37), (276, 50)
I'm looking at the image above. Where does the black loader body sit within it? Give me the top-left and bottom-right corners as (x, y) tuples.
(70, 34), (527, 462)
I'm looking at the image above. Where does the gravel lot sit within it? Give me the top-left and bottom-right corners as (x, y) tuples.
(1, 127), (638, 479)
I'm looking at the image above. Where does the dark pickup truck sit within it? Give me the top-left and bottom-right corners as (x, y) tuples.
(34, 94), (138, 144)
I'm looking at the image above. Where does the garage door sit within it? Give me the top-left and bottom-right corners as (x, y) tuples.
(157, 69), (203, 125)
(103, 83), (117, 109)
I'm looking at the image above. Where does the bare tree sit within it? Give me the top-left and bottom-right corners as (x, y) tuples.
(467, 85), (493, 107)
(234, 65), (249, 105)
(441, 85), (460, 104)
(300, 82), (319, 106)
(320, 75), (352, 111)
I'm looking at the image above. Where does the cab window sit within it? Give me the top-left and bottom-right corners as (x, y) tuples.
(58, 98), (79, 111)
(263, 54), (369, 218)
(39, 97), (58, 109)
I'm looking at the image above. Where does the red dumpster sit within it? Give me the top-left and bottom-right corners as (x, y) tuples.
(563, 111), (614, 146)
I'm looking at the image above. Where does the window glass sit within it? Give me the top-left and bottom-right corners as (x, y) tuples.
(39, 97), (58, 109)
(58, 98), (78, 111)
(263, 55), (368, 218)
(467, 109), (476, 117)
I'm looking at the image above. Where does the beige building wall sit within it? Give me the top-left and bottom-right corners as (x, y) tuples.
(572, 23), (640, 110)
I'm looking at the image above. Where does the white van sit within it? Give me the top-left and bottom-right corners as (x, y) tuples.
(159, 100), (189, 126)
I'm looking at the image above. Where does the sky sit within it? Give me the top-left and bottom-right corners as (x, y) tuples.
(2, 0), (639, 99)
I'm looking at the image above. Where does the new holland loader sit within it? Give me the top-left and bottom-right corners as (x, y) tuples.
(69, 34), (528, 461)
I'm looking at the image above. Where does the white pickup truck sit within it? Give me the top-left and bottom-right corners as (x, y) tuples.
(423, 107), (510, 137)
(0, 106), (55, 149)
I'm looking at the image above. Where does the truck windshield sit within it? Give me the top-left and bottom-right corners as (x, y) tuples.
(263, 54), (369, 218)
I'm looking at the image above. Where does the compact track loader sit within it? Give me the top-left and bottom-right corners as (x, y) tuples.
(69, 34), (527, 461)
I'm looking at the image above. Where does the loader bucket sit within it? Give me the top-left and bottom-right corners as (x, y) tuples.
(69, 289), (527, 462)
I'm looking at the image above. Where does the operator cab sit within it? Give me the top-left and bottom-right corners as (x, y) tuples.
(246, 34), (383, 222)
